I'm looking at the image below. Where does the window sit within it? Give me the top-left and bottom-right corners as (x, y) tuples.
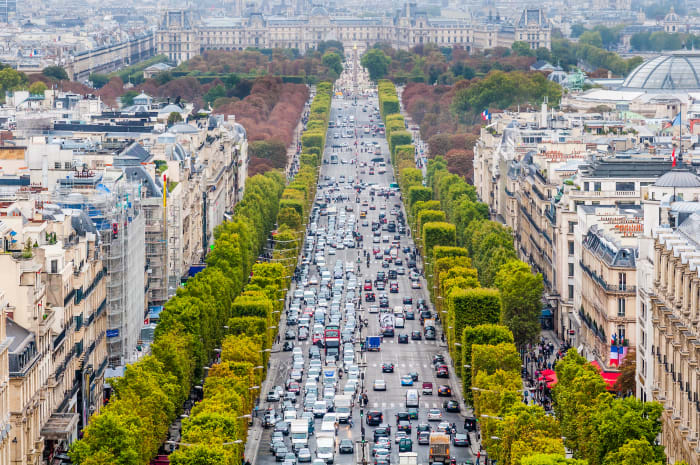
(617, 298), (626, 317)
(594, 182), (601, 192)
(640, 302), (646, 320)
(617, 325), (626, 342)
(54, 162), (61, 169)
(568, 284), (574, 299)
(584, 182), (589, 191)
(568, 263), (574, 277)
(65, 162), (71, 170)
(568, 241), (574, 256)
(568, 221), (576, 234)
(51, 259), (58, 274)
(618, 272), (627, 291)
(615, 181), (635, 192)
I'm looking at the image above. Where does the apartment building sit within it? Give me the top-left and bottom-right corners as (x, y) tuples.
(635, 169), (700, 464)
(0, 297), (11, 465)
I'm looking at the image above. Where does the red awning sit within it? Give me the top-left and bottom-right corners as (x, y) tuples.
(543, 364), (618, 390)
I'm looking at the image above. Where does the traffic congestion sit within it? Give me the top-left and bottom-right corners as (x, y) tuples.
(252, 57), (476, 465)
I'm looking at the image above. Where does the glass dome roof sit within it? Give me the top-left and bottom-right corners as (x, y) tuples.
(621, 53), (700, 91)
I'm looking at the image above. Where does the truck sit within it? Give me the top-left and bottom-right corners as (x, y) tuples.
(398, 452), (418, 465)
(290, 419), (310, 451)
(380, 313), (395, 337)
(365, 336), (381, 351)
(428, 433), (450, 464)
(324, 326), (340, 355)
(334, 395), (352, 423)
(316, 434), (335, 463)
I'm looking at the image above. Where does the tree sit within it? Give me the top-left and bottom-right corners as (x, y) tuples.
(277, 207), (302, 230)
(495, 260), (543, 349)
(89, 73), (110, 89)
(512, 41), (535, 57)
(522, 454), (587, 465)
(613, 347), (636, 396)
(204, 84), (226, 106)
(0, 67), (27, 95)
(462, 324), (514, 399)
(28, 81), (47, 95)
(120, 90), (139, 106)
(167, 111), (183, 125)
(579, 31), (603, 48)
(42, 65), (69, 80)
(570, 24), (586, 38)
(602, 439), (662, 465)
(361, 48), (391, 81)
(322, 52), (343, 76)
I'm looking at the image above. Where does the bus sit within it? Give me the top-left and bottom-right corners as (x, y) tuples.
(324, 326), (340, 354)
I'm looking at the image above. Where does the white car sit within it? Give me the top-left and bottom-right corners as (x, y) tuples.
(428, 409), (442, 421)
(373, 379), (387, 391)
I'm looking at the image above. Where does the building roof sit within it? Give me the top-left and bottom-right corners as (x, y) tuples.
(621, 53), (700, 91)
(579, 157), (673, 179)
(654, 169), (700, 188)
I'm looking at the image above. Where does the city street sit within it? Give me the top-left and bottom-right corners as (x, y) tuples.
(247, 58), (474, 465)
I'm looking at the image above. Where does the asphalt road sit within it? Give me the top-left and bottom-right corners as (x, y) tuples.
(249, 62), (473, 465)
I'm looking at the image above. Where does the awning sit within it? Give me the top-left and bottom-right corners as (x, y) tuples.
(41, 413), (79, 440)
(541, 309), (553, 317)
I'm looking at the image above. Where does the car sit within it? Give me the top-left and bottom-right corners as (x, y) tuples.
(381, 363), (394, 373)
(389, 282), (399, 293)
(416, 423), (431, 434)
(402, 296), (413, 304)
(267, 391), (281, 402)
(422, 382), (433, 395)
(283, 452), (297, 464)
(398, 333), (409, 344)
(396, 411), (410, 423)
(407, 372), (419, 381)
(428, 409), (442, 421)
(394, 431), (408, 443)
(339, 439), (354, 454)
(270, 438), (285, 452)
(369, 305), (379, 314)
(418, 431), (431, 445)
(411, 280), (421, 289)
(437, 385), (452, 397)
(437, 422), (452, 434)
(298, 328), (308, 341)
(285, 329), (296, 340)
(364, 280), (373, 291)
(397, 420), (412, 433)
(274, 421), (290, 435)
(410, 330), (422, 340)
(405, 310), (415, 320)
(432, 354), (445, 365)
(374, 379), (387, 391)
(398, 437), (413, 452)
(275, 445), (289, 462)
(453, 433), (470, 447)
(400, 375), (414, 386)
(444, 400), (460, 413)
(436, 366), (449, 378)
(297, 448), (312, 462)
(366, 410), (383, 426)
(365, 292), (376, 302)
(407, 407), (419, 419)
(283, 341), (294, 351)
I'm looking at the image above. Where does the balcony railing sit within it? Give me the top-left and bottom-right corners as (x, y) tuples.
(579, 260), (636, 294)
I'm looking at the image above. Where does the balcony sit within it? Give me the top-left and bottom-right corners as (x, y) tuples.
(580, 260), (636, 294)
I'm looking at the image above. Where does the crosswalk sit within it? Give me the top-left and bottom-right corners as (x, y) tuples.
(294, 339), (438, 346)
(371, 363), (434, 369)
(370, 402), (443, 409)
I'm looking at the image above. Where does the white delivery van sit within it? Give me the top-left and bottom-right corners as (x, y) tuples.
(334, 395), (352, 423)
(316, 434), (335, 463)
(290, 419), (310, 451)
(405, 389), (419, 407)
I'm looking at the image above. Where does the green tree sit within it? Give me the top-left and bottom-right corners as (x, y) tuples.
(602, 439), (662, 465)
(495, 260), (543, 349)
(28, 81), (47, 95)
(120, 90), (139, 106)
(570, 24), (586, 38)
(522, 454), (587, 465)
(579, 31), (603, 48)
(277, 207), (302, 230)
(0, 67), (27, 95)
(42, 65), (69, 80)
(512, 41), (535, 56)
(204, 84), (227, 106)
(168, 111), (183, 125)
(361, 48), (391, 81)
(322, 51), (343, 75)
(89, 73), (110, 89)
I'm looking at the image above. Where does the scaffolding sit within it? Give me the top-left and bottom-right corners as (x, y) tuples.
(53, 179), (145, 367)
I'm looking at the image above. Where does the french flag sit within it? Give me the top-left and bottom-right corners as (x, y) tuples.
(609, 334), (619, 367)
(481, 109), (491, 121)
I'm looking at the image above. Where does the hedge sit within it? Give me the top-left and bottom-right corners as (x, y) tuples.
(423, 221), (456, 256)
(389, 130), (412, 156)
(417, 210), (446, 238)
(462, 324), (515, 398)
(471, 342), (522, 394)
(447, 287), (500, 370)
(408, 186), (432, 208)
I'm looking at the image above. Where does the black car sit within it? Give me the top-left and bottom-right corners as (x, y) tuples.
(398, 333), (409, 344)
(411, 330), (422, 340)
(396, 412), (410, 423)
(402, 296), (413, 304)
(437, 385), (452, 397)
(433, 354), (445, 365)
(444, 400), (460, 412)
(366, 410), (383, 426)
(405, 311), (415, 320)
(379, 296), (389, 308)
(365, 292), (376, 302)
(373, 425), (391, 441)
(285, 329), (296, 340)
(388, 269), (397, 279)
(382, 363), (395, 373)
(397, 420), (412, 433)
(339, 439), (354, 454)
(283, 341), (294, 351)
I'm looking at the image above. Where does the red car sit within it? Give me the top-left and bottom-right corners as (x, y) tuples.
(364, 280), (373, 291)
(436, 364), (449, 378)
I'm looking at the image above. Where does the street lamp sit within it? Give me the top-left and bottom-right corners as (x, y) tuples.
(238, 414), (253, 419)
(253, 366), (264, 370)
(481, 414), (504, 420)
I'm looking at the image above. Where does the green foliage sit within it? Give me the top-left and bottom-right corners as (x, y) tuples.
(408, 186), (432, 208)
(522, 454), (587, 465)
(0, 67), (28, 97)
(471, 342), (521, 402)
(579, 30), (603, 48)
(496, 260), (544, 350)
(322, 52), (343, 76)
(361, 48), (391, 81)
(417, 210), (446, 237)
(42, 65), (69, 80)
(512, 41), (535, 57)
(168, 112), (183, 125)
(28, 81), (47, 95)
(422, 221), (456, 256)
(120, 90), (139, 107)
(249, 140), (288, 168)
(447, 288), (501, 367)
(450, 70), (562, 119)
(89, 73), (110, 89)
(462, 324), (514, 400)
(204, 84), (227, 106)
(602, 439), (662, 465)
(388, 130), (412, 155)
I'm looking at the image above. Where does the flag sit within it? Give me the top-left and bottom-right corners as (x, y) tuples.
(609, 344), (619, 367)
(672, 147), (677, 167)
(663, 113), (682, 129)
(481, 109), (491, 121)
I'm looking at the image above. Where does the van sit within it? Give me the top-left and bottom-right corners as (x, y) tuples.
(406, 389), (419, 408)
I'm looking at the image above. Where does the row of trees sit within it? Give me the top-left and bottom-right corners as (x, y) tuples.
(68, 169), (286, 464)
(168, 80), (333, 465)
